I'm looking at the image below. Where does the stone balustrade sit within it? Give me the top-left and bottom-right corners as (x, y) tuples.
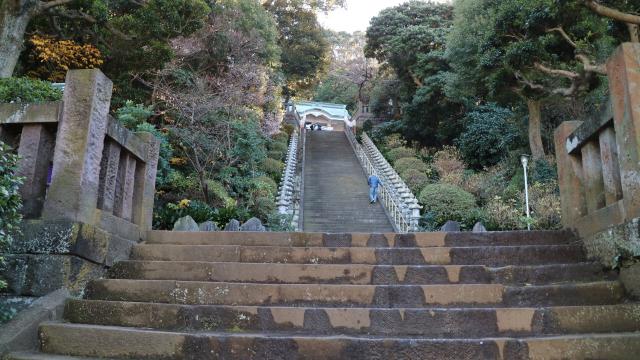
(277, 130), (301, 230)
(0, 69), (160, 296)
(343, 127), (420, 232)
(555, 43), (640, 267)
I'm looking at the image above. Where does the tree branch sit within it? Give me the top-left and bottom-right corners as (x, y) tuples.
(39, 0), (75, 11)
(53, 9), (132, 40)
(546, 27), (577, 48)
(584, 0), (640, 25)
(575, 54), (607, 75)
(533, 62), (579, 79)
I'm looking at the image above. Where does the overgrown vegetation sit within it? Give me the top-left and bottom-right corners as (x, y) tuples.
(0, 142), (23, 321)
(0, 77), (62, 103)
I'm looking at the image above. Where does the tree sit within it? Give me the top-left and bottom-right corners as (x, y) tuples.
(0, 0), (210, 80)
(364, 1), (463, 146)
(583, 1), (640, 42)
(446, 0), (620, 159)
(264, 0), (330, 101)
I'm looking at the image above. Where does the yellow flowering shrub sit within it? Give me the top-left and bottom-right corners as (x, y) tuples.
(26, 35), (104, 82)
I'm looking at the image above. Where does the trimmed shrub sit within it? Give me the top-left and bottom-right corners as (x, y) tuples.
(261, 158), (285, 182)
(153, 199), (216, 230)
(394, 157), (429, 175)
(387, 147), (415, 162)
(268, 149), (286, 161)
(251, 175), (278, 198)
(271, 132), (289, 144)
(384, 133), (406, 149)
(483, 196), (526, 231)
(401, 169), (432, 193)
(116, 101), (154, 129)
(0, 77), (62, 103)
(418, 183), (479, 229)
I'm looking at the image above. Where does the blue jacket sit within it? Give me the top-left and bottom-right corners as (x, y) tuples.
(368, 175), (382, 188)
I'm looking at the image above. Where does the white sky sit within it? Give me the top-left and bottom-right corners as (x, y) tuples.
(318, 0), (450, 33)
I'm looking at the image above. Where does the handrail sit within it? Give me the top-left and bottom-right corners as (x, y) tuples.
(343, 127), (421, 233)
(276, 129), (302, 230)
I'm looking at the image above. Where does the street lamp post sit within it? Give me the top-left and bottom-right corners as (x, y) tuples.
(520, 154), (531, 230)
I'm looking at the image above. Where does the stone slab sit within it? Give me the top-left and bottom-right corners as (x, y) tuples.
(0, 103), (61, 125)
(0, 289), (69, 357)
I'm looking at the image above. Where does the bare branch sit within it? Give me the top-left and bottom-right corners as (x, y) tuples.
(575, 54), (607, 75)
(546, 27), (577, 48)
(39, 0), (75, 11)
(584, 0), (640, 25)
(533, 62), (579, 79)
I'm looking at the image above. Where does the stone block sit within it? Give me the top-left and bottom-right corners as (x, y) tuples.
(2, 254), (105, 297)
(0, 102), (61, 125)
(472, 222), (487, 233)
(43, 69), (113, 224)
(0, 289), (69, 357)
(224, 219), (241, 231)
(199, 221), (219, 232)
(10, 220), (138, 266)
(173, 216), (199, 232)
(240, 218), (266, 232)
(620, 261), (640, 299)
(582, 217), (640, 268)
(16, 124), (55, 218)
(441, 221), (461, 232)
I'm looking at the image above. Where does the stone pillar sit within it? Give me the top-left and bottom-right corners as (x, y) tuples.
(16, 124), (55, 218)
(114, 153), (137, 221)
(581, 140), (605, 213)
(607, 43), (640, 219)
(97, 140), (121, 212)
(599, 127), (623, 206)
(42, 69), (113, 224)
(131, 132), (160, 234)
(554, 121), (587, 229)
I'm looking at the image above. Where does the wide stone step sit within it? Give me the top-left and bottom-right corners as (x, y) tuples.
(6, 352), (100, 360)
(65, 300), (640, 338)
(36, 322), (640, 359)
(145, 231), (574, 247)
(109, 261), (607, 285)
(130, 244), (585, 265)
(85, 280), (624, 307)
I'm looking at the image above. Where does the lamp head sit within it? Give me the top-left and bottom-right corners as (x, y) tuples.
(520, 154), (530, 167)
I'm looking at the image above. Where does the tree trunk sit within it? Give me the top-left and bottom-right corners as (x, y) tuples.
(526, 99), (546, 160)
(628, 23), (639, 43)
(0, 0), (40, 78)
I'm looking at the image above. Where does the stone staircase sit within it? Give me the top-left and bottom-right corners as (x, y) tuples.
(303, 131), (393, 232)
(8, 230), (640, 359)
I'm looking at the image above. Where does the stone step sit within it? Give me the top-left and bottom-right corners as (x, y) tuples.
(36, 322), (640, 359)
(85, 279), (624, 307)
(130, 244), (585, 265)
(109, 261), (607, 285)
(65, 300), (640, 338)
(153, 231), (585, 247)
(6, 352), (100, 360)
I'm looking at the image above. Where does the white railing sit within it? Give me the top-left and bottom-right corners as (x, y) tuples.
(344, 128), (421, 233)
(277, 130), (301, 230)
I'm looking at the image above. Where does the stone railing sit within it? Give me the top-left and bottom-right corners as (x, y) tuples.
(277, 130), (302, 230)
(1, 69), (160, 296)
(555, 43), (640, 267)
(344, 128), (421, 232)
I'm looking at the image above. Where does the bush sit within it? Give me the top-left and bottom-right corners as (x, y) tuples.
(261, 158), (285, 182)
(116, 101), (154, 129)
(432, 146), (465, 186)
(153, 199), (216, 230)
(456, 104), (519, 169)
(268, 149), (286, 161)
(205, 180), (234, 208)
(394, 157), (429, 175)
(401, 169), (432, 193)
(418, 183), (480, 229)
(0, 77), (62, 103)
(213, 205), (249, 227)
(387, 147), (415, 162)
(529, 181), (562, 230)
(271, 132), (290, 144)
(483, 196), (526, 231)
(384, 133), (406, 149)
(266, 212), (295, 232)
(1, 142), (23, 295)
(251, 175), (278, 198)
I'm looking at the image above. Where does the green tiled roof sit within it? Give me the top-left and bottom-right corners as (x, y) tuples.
(295, 101), (350, 120)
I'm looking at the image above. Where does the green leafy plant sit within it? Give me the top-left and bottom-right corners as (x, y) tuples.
(394, 157), (429, 175)
(0, 77), (62, 103)
(0, 141), (23, 323)
(418, 183), (480, 230)
(153, 199), (216, 229)
(116, 101), (154, 129)
(401, 168), (432, 194)
(387, 147), (415, 162)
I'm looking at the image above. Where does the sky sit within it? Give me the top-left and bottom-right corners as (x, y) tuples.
(318, 0), (449, 33)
